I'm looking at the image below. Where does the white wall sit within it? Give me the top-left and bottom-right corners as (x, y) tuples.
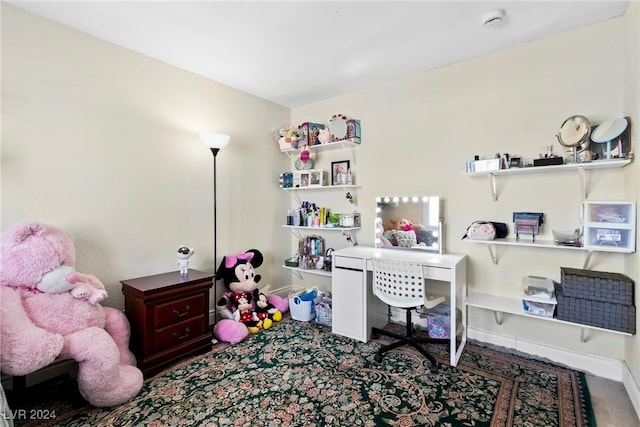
(1, 4), (292, 310)
(292, 16), (638, 367)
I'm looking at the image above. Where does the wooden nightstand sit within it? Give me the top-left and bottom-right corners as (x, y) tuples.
(121, 269), (213, 377)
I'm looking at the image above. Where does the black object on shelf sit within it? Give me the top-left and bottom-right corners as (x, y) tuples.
(533, 157), (563, 167)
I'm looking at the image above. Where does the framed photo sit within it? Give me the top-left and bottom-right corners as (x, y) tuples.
(299, 171), (310, 187)
(308, 169), (323, 187)
(331, 160), (350, 186)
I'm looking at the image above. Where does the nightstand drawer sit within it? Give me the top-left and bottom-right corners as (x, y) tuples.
(154, 294), (205, 329)
(121, 270), (213, 377)
(153, 316), (206, 353)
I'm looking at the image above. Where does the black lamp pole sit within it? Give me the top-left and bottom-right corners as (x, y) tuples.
(210, 147), (221, 324)
(200, 132), (228, 327)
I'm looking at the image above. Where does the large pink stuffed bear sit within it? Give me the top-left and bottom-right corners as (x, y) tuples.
(0, 223), (143, 407)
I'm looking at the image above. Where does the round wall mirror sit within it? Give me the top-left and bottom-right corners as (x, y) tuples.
(330, 114), (348, 141)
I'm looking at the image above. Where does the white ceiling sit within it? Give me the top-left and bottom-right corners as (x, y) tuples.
(8, 1), (629, 108)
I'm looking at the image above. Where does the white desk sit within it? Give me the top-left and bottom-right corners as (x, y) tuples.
(331, 246), (467, 366)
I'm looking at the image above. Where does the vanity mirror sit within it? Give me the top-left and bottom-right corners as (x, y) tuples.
(330, 114), (348, 141)
(590, 117), (630, 160)
(556, 115), (591, 162)
(375, 196), (442, 254)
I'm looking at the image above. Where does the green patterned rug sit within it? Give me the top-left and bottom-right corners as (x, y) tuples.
(11, 318), (595, 426)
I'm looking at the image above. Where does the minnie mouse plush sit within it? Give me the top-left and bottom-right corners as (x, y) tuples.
(213, 249), (287, 344)
(232, 292), (261, 334)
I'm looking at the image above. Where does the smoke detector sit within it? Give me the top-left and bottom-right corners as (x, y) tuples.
(482, 9), (505, 28)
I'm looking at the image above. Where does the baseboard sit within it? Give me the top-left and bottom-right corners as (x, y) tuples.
(468, 326), (640, 421)
(623, 362), (640, 422)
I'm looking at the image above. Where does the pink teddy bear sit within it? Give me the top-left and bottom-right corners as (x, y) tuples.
(0, 222), (143, 407)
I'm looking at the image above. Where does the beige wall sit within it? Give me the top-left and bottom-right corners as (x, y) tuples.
(292, 16), (638, 368)
(2, 3), (639, 380)
(623, 0), (640, 384)
(1, 4), (292, 310)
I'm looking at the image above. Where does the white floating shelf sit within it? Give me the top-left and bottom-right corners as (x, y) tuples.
(466, 291), (632, 341)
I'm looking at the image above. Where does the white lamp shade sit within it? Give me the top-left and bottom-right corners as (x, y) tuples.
(200, 133), (230, 150)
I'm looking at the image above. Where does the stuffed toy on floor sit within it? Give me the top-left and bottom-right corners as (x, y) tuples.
(0, 222), (143, 407)
(213, 249), (288, 344)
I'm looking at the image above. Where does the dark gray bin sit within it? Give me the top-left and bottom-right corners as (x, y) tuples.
(560, 267), (634, 306)
(555, 282), (636, 334)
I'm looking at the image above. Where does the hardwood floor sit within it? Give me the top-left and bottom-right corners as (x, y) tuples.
(586, 374), (640, 426)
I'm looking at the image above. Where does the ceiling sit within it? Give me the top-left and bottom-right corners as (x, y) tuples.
(8, 1), (629, 108)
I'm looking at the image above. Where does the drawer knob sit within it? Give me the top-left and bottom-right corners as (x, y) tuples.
(172, 327), (191, 340)
(172, 305), (191, 318)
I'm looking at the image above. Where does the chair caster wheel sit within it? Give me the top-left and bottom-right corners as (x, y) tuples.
(430, 364), (438, 374)
(374, 353), (383, 363)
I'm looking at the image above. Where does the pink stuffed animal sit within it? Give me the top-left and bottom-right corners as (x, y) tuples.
(397, 218), (415, 231)
(0, 223), (143, 407)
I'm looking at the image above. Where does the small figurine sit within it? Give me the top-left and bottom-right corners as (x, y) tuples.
(177, 245), (195, 275)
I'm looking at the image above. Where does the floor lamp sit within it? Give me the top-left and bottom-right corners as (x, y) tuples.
(200, 132), (230, 324)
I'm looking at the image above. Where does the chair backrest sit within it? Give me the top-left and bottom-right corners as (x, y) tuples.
(372, 258), (425, 309)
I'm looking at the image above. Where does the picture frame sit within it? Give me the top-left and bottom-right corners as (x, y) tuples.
(331, 160), (350, 186)
(308, 169), (323, 187)
(299, 171), (310, 187)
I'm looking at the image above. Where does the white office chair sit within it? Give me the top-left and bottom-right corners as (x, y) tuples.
(370, 257), (444, 373)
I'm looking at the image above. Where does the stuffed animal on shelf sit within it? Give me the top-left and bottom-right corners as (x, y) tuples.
(294, 146), (314, 170)
(0, 222), (143, 407)
(277, 127), (302, 150)
(317, 128), (332, 144)
(213, 249), (287, 344)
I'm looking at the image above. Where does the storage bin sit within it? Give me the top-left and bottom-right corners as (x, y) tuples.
(522, 299), (556, 318)
(560, 267), (634, 306)
(289, 288), (317, 321)
(555, 282), (636, 334)
(582, 201), (636, 252)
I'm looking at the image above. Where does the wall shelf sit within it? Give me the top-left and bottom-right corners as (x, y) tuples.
(463, 158), (632, 200)
(466, 291), (633, 342)
(282, 265), (332, 279)
(281, 134), (361, 280)
(462, 236), (633, 268)
(281, 140), (360, 154)
(282, 140), (360, 164)
(283, 184), (360, 192)
(463, 237), (597, 268)
(283, 225), (360, 231)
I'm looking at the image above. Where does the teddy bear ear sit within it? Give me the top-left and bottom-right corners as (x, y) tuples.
(10, 223), (45, 243)
(246, 249), (263, 267)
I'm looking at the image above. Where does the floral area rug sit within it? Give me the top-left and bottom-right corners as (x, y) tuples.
(12, 318), (595, 426)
